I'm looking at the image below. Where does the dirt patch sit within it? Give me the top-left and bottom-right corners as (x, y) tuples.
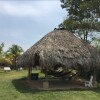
(27, 79), (86, 90)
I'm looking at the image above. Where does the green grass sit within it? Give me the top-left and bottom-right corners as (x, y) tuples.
(0, 70), (100, 100)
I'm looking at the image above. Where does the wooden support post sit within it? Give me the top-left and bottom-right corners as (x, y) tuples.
(45, 69), (48, 81)
(43, 69), (49, 89)
(28, 66), (32, 80)
(93, 69), (98, 87)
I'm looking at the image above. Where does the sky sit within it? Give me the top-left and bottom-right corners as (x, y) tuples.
(0, 0), (67, 51)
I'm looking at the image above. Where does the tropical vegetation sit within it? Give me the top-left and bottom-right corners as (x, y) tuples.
(60, 0), (100, 42)
(0, 43), (23, 69)
(6, 44), (23, 69)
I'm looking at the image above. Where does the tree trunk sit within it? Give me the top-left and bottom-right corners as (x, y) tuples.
(13, 57), (17, 70)
(83, 30), (88, 42)
(15, 57), (17, 70)
(85, 30), (88, 42)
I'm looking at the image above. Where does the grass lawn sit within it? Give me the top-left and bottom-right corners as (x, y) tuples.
(0, 69), (100, 100)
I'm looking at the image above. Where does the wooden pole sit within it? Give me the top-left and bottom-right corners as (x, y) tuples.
(28, 66), (32, 80)
(43, 69), (49, 89)
(93, 69), (98, 87)
(45, 69), (48, 81)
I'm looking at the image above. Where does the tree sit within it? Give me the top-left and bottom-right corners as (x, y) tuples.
(6, 44), (23, 70)
(91, 37), (100, 52)
(0, 58), (12, 67)
(0, 43), (4, 56)
(60, 0), (100, 42)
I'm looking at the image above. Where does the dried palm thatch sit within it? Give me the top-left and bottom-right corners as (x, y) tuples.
(18, 29), (100, 71)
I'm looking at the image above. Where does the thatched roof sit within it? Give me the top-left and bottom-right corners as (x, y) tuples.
(18, 29), (100, 70)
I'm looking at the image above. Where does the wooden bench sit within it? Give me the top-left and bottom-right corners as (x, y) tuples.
(4, 67), (11, 72)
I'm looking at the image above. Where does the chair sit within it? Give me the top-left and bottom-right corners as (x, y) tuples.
(85, 75), (93, 87)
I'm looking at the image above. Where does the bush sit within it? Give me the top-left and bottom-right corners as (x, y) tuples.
(0, 58), (12, 66)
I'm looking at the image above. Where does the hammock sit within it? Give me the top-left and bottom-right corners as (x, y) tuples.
(47, 70), (71, 77)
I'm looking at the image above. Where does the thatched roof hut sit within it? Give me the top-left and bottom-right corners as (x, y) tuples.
(18, 29), (100, 72)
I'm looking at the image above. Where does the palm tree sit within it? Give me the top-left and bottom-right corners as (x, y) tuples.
(6, 44), (23, 70)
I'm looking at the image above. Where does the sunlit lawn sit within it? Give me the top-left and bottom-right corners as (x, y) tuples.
(0, 69), (100, 100)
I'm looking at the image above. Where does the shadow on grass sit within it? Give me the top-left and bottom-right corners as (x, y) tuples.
(12, 77), (100, 94)
(12, 77), (41, 93)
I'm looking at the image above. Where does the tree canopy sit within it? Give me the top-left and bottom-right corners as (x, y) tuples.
(0, 43), (23, 69)
(60, 0), (100, 42)
(0, 43), (4, 56)
(0, 58), (12, 67)
(91, 38), (100, 52)
(6, 44), (24, 69)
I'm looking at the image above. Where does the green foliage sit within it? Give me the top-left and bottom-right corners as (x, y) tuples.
(6, 44), (24, 69)
(7, 44), (23, 58)
(0, 43), (4, 56)
(60, 0), (100, 19)
(60, 0), (100, 42)
(0, 58), (12, 66)
(0, 43), (23, 68)
(91, 38), (100, 52)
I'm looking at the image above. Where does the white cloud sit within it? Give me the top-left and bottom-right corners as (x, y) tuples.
(0, 1), (61, 17)
(0, 0), (67, 51)
(0, 3), (38, 17)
